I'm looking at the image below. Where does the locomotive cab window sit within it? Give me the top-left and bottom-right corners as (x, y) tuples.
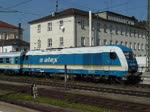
(0, 58), (3, 63)
(124, 52), (135, 60)
(110, 52), (116, 59)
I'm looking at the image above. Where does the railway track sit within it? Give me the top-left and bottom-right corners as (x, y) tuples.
(0, 83), (149, 112)
(0, 76), (150, 98)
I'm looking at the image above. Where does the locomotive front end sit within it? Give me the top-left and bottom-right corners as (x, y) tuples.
(124, 51), (142, 84)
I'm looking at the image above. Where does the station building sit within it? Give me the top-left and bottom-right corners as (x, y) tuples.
(0, 21), (30, 52)
(29, 8), (146, 56)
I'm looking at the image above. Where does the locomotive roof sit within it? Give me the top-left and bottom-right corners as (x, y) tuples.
(26, 45), (132, 55)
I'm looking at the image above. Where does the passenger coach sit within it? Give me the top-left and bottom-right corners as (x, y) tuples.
(0, 51), (24, 73)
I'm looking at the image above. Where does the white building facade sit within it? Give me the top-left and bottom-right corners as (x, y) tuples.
(0, 21), (23, 40)
(29, 8), (146, 56)
(0, 39), (30, 52)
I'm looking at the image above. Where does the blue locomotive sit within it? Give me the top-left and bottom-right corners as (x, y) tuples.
(0, 45), (141, 84)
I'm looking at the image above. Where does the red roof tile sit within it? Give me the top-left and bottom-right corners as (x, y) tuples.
(0, 21), (18, 29)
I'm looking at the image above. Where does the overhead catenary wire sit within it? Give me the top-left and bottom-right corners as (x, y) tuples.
(5, 0), (33, 10)
(0, 0), (33, 13)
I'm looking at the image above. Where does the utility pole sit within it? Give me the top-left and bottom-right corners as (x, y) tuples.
(147, 0), (150, 71)
(89, 11), (92, 46)
(56, 0), (58, 12)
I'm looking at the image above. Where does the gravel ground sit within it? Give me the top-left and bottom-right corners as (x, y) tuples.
(0, 80), (150, 112)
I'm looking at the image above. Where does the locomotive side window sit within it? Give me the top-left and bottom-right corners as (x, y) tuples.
(110, 52), (116, 59)
(0, 58), (3, 63)
(6, 58), (10, 63)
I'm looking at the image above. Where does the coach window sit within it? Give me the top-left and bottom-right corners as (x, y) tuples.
(0, 58), (3, 63)
(110, 52), (116, 59)
(15, 57), (18, 64)
(6, 58), (10, 63)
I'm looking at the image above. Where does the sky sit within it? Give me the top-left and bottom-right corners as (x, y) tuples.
(0, 0), (147, 42)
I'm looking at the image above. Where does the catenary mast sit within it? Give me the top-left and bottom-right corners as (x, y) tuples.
(147, 0), (150, 71)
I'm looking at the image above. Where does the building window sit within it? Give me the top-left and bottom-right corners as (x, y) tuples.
(144, 32), (146, 39)
(37, 24), (41, 33)
(4, 33), (8, 40)
(133, 30), (136, 37)
(137, 31), (140, 38)
(110, 40), (113, 45)
(104, 24), (107, 33)
(120, 41), (123, 45)
(141, 32), (146, 38)
(59, 20), (63, 29)
(98, 38), (101, 46)
(134, 43), (136, 50)
(81, 19), (85, 29)
(97, 22), (101, 32)
(129, 29), (132, 37)
(48, 22), (52, 31)
(48, 38), (52, 47)
(37, 40), (41, 49)
(14, 34), (18, 39)
(125, 42), (128, 47)
(120, 27), (123, 35)
(137, 43), (140, 50)
(115, 26), (118, 35)
(110, 24), (113, 33)
(104, 39), (107, 45)
(115, 41), (118, 45)
(81, 37), (86, 46)
(60, 37), (64, 46)
(141, 32), (143, 38)
(92, 22), (94, 31)
(130, 42), (132, 49)
(141, 44), (144, 50)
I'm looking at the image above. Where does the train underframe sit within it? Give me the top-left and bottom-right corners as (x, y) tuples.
(126, 72), (142, 84)
(0, 69), (142, 84)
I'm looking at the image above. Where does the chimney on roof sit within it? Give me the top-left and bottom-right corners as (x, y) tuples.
(18, 23), (22, 40)
(51, 12), (55, 17)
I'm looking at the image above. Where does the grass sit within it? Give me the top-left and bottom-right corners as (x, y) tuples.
(0, 74), (113, 112)
(0, 91), (112, 112)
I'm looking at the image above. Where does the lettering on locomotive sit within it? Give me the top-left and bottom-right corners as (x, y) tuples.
(39, 57), (58, 64)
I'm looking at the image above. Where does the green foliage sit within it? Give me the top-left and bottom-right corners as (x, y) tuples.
(1, 93), (111, 112)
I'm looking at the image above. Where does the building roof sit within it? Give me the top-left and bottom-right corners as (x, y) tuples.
(0, 21), (19, 29)
(28, 8), (145, 29)
(28, 8), (96, 24)
(98, 11), (137, 21)
(0, 39), (30, 46)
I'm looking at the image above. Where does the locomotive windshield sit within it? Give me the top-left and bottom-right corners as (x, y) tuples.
(124, 51), (135, 60)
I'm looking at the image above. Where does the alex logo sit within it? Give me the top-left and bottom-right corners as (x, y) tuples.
(39, 57), (58, 64)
